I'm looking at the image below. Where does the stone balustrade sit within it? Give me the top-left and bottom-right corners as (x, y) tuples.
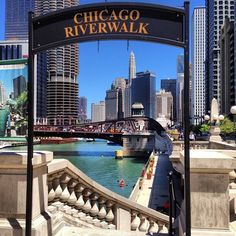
(47, 159), (169, 234)
(172, 141), (209, 153)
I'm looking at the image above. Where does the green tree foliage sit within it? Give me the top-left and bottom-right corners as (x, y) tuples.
(219, 117), (234, 134)
(200, 124), (210, 133)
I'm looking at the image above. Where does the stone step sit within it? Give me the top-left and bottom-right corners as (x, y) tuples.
(55, 226), (169, 236)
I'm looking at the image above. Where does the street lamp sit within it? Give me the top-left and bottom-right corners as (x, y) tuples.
(230, 105), (236, 133)
(204, 115), (210, 123)
(205, 113), (224, 142)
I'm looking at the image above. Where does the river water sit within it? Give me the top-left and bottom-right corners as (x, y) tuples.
(7, 140), (148, 198)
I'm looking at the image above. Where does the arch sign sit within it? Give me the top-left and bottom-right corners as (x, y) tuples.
(32, 2), (186, 52)
(26, 2), (190, 236)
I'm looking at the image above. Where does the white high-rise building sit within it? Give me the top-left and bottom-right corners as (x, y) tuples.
(205, 0), (235, 112)
(91, 101), (105, 123)
(0, 82), (7, 105)
(176, 55), (184, 124)
(129, 51), (136, 84)
(125, 51), (136, 117)
(192, 7), (206, 124)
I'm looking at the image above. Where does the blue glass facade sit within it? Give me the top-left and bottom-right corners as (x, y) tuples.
(131, 71), (156, 119)
(0, 45), (22, 60)
(5, 0), (34, 40)
(161, 79), (177, 121)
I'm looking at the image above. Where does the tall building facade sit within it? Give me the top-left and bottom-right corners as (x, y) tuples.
(220, 17), (235, 115)
(91, 101), (105, 123)
(192, 7), (206, 123)
(78, 96), (87, 123)
(5, 0), (34, 40)
(161, 79), (176, 121)
(13, 76), (26, 99)
(205, 0), (235, 112)
(176, 55), (184, 124)
(131, 71), (156, 119)
(124, 51), (136, 118)
(35, 0), (79, 125)
(0, 82), (7, 105)
(156, 90), (173, 120)
(105, 78), (126, 121)
(129, 51), (136, 85)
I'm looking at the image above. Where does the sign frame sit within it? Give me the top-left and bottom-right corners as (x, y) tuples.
(26, 2), (190, 236)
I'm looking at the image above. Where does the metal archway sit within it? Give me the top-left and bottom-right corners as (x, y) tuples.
(26, 2), (190, 235)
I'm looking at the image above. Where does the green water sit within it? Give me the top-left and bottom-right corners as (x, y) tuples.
(7, 140), (147, 198)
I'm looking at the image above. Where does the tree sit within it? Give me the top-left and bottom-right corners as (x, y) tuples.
(200, 124), (210, 133)
(219, 117), (234, 134)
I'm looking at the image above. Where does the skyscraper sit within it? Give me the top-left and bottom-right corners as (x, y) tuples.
(192, 7), (206, 123)
(176, 55), (184, 124)
(35, 0), (79, 125)
(156, 90), (173, 120)
(78, 96), (87, 123)
(129, 51), (136, 84)
(0, 82), (7, 105)
(161, 79), (176, 121)
(220, 17), (235, 115)
(5, 0), (35, 40)
(205, 0), (235, 112)
(13, 75), (26, 99)
(91, 101), (105, 123)
(125, 51), (136, 117)
(131, 71), (156, 119)
(105, 77), (126, 121)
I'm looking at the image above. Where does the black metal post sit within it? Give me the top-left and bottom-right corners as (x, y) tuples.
(26, 11), (35, 236)
(168, 171), (173, 236)
(184, 1), (191, 236)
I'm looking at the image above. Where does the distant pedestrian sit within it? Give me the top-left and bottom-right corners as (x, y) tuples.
(189, 131), (195, 141)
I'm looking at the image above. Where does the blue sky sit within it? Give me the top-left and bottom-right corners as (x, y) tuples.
(0, 0), (205, 118)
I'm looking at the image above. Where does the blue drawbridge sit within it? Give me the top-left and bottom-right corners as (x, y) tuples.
(0, 109), (9, 137)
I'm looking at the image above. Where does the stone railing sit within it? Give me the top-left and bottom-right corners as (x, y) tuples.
(47, 159), (169, 234)
(172, 141), (209, 153)
(177, 150), (236, 236)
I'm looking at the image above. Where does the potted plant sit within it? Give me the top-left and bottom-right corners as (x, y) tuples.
(147, 171), (152, 180)
(168, 129), (180, 141)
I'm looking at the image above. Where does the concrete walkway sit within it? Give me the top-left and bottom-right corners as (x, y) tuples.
(136, 153), (182, 213)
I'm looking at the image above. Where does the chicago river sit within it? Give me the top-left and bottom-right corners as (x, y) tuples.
(7, 140), (147, 198)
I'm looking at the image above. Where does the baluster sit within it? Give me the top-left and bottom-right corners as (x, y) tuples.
(148, 219), (158, 235)
(82, 188), (93, 223)
(90, 193), (101, 225)
(52, 173), (63, 202)
(82, 188), (92, 213)
(48, 176), (55, 203)
(139, 214), (149, 232)
(67, 179), (78, 206)
(158, 221), (168, 233)
(74, 183), (86, 219)
(90, 193), (99, 217)
(75, 183), (85, 210)
(98, 197), (107, 221)
(60, 173), (71, 203)
(131, 211), (140, 231)
(105, 200), (115, 229)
